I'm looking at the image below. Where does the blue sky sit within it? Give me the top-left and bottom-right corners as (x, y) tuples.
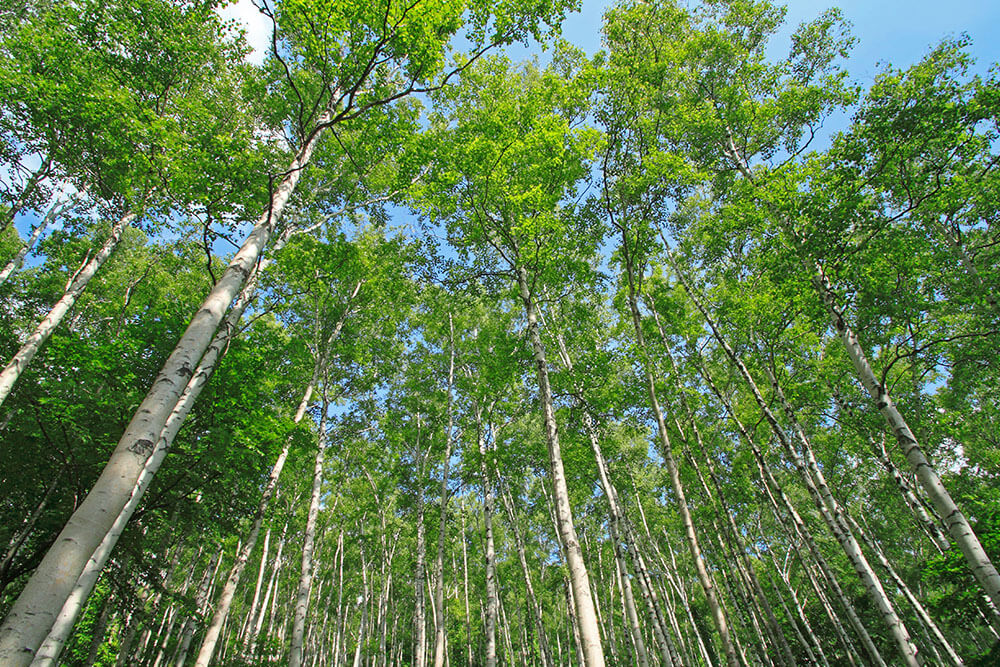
(551, 0), (1000, 81)
(222, 0), (1000, 79)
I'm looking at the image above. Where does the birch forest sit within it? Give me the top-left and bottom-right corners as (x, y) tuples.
(1, 0), (999, 665)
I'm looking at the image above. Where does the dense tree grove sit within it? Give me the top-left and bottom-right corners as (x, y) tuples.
(1, 0), (998, 665)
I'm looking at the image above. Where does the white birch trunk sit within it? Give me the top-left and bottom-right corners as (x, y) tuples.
(240, 525), (271, 643)
(846, 513), (964, 666)
(432, 315), (455, 667)
(831, 386), (952, 553)
(0, 195), (72, 288)
(813, 263), (1000, 615)
(544, 319), (660, 667)
(764, 363), (923, 667)
(515, 266), (605, 667)
(0, 116), (329, 665)
(351, 545), (369, 667)
(460, 504), (472, 667)
(289, 387), (330, 667)
(0, 210), (134, 407)
(477, 406), (497, 667)
(413, 435), (428, 667)
(616, 244), (739, 667)
(30, 261), (268, 667)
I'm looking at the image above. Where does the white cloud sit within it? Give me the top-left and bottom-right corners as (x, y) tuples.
(217, 0), (271, 66)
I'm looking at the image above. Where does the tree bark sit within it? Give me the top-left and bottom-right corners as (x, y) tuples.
(515, 266), (605, 667)
(0, 194), (72, 288)
(0, 209), (135, 407)
(477, 405), (497, 667)
(30, 260), (268, 666)
(351, 540), (370, 667)
(240, 525), (270, 644)
(0, 116), (329, 665)
(248, 515), (289, 659)
(614, 232), (739, 667)
(289, 386), (331, 667)
(196, 284), (359, 666)
(432, 314), (456, 667)
(830, 386), (952, 553)
(846, 513), (964, 667)
(812, 261), (1000, 616)
(763, 362), (922, 666)
(460, 503), (472, 667)
(413, 423), (428, 667)
(648, 301), (795, 667)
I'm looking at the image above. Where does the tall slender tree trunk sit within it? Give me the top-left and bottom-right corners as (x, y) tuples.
(514, 266), (605, 667)
(31, 261), (268, 666)
(612, 229), (739, 667)
(673, 256), (921, 666)
(697, 356), (883, 667)
(289, 386), (331, 667)
(115, 609), (139, 667)
(830, 387), (952, 553)
(240, 525), (271, 644)
(193, 378), (320, 666)
(542, 312), (674, 667)
(0, 194), (72, 288)
(671, 383), (792, 663)
(758, 545), (828, 667)
(846, 513), (964, 667)
(593, 541), (619, 665)
(0, 116), (330, 665)
(413, 423), (428, 667)
(352, 541), (370, 667)
(762, 474), (863, 667)
(197, 284), (359, 666)
(327, 529), (345, 667)
(499, 486), (554, 667)
(811, 261), (1000, 616)
(460, 503), (472, 667)
(432, 315), (456, 667)
(173, 546), (224, 667)
(613, 539), (649, 667)
(83, 592), (112, 667)
(648, 301), (794, 667)
(767, 362), (924, 664)
(1, 155), (51, 236)
(632, 494), (701, 667)
(0, 209), (135, 407)
(477, 405), (497, 667)
(248, 516), (289, 659)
